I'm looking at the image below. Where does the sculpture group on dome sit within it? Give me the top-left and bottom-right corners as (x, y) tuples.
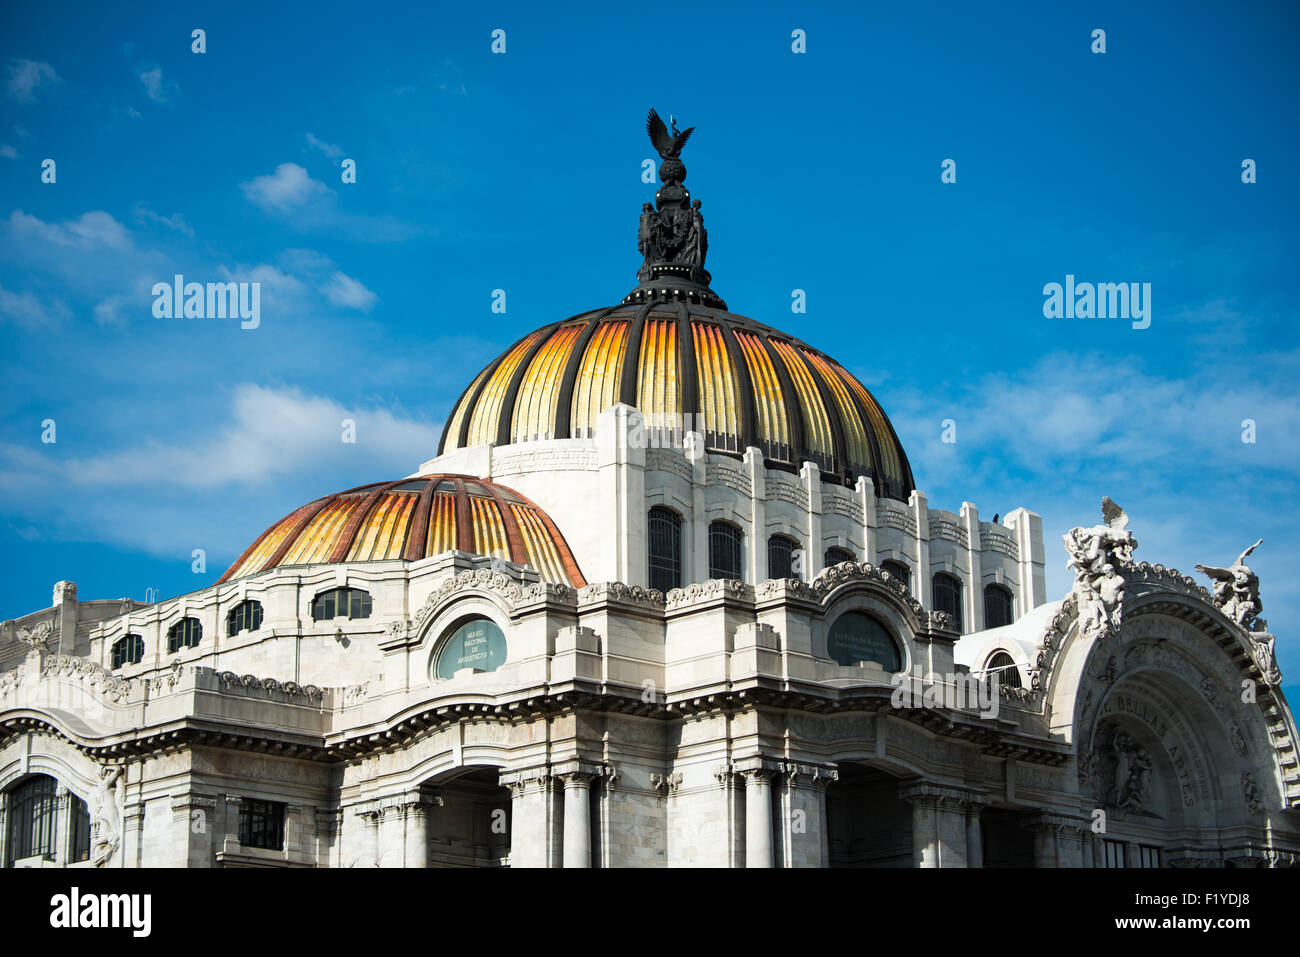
(1197, 539), (1279, 684)
(1064, 497), (1137, 641)
(636, 108), (711, 287)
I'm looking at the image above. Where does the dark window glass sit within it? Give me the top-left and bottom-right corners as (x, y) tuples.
(708, 521), (743, 580)
(6, 775), (58, 863)
(167, 617), (202, 653)
(767, 535), (800, 580)
(647, 507), (682, 593)
(1102, 840), (1125, 868)
(824, 546), (856, 568)
(70, 795), (91, 863)
(111, 633), (144, 668)
(881, 559), (911, 591)
(826, 611), (902, 671)
(932, 572), (964, 632)
(984, 584), (1014, 629)
(238, 799), (285, 851)
(311, 587), (372, 621)
(986, 651), (1022, 689)
(227, 599), (264, 636)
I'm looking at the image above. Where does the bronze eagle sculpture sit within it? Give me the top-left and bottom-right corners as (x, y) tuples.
(646, 108), (694, 159)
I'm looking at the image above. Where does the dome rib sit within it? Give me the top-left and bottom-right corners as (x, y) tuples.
(437, 303), (916, 500)
(552, 308), (615, 441)
(619, 302), (656, 409)
(216, 475), (586, 586)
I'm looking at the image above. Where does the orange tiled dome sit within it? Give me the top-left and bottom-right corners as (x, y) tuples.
(439, 305), (915, 501)
(218, 474), (585, 586)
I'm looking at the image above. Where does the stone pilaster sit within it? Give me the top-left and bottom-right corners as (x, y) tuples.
(560, 771), (595, 868)
(171, 792), (218, 867)
(775, 762), (837, 868)
(502, 770), (560, 868)
(899, 783), (973, 867)
(120, 802), (145, 868)
(740, 768), (774, 868)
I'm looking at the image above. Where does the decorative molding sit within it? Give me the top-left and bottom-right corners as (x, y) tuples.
(41, 654), (133, 702)
(216, 670), (322, 703)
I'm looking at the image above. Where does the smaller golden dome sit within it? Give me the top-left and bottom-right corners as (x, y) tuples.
(218, 475), (585, 586)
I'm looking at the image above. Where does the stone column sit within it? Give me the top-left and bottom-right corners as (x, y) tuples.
(401, 795), (437, 868)
(55, 786), (73, 865)
(353, 806), (380, 868)
(561, 772), (593, 868)
(171, 793), (217, 867)
(965, 800), (984, 869)
(742, 769), (774, 868)
(0, 790), (8, 869)
(121, 802), (146, 868)
(503, 772), (558, 868)
(776, 764), (837, 868)
(900, 784), (971, 868)
(1025, 813), (1075, 868)
(222, 794), (244, 861)
(376, 804), (407, 868)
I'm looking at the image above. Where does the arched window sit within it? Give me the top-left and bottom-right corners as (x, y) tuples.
(881, 559), (911, 591)
(227, 599), (264, 636)
(111, 633), (144, 668)
(167, 617), (202, 653)
(824, 546), (856, 568)
(826, 611), (903, 671)
(767, 534), (801, 580)
(984, 584), (1014, 629)
(433, 617), (509, 680)
(311, 587), (372, 622)
(708, 521), (743, 580)
(6, 775), (58, 863)
(647, 507), (682, 593)
(932, 572), (964, 632)
(986, 651), (1022, 689)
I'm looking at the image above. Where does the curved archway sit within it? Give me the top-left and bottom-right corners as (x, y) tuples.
(825, 762), (914, 867)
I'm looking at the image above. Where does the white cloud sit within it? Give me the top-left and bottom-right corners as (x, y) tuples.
(137, 66), (177, 103)
(6, 59), (59, 103)
(305, 133), (343, 158)
(0, 284), (71, 328)
(240, 163), (332, 212)
(8, 209), (133, 250)
(0, 385), (443, 561)
(0, 144), (16, 160)
(132, 203), (194, 236)
(322, 271), (377, 311)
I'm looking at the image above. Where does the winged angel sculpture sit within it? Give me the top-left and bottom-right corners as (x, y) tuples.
(1064, 497), (1138, 641)
(1197, 539), (1278, 684)
(646, 108), (694, 158)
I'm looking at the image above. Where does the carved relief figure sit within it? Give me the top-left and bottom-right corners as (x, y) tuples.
(1093, 724), (1158, 817)
(90, 765), (123, 867)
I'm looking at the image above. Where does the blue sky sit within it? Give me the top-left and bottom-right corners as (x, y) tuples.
(1, 1), (1297, 688)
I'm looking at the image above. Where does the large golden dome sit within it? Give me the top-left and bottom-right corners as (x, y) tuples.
(439, 304), (916, 501)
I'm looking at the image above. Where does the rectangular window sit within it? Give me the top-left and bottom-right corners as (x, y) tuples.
(1139, 845), (1161, 868)
(239, 799), (286, 851)
(1102, 839), (1125, 868)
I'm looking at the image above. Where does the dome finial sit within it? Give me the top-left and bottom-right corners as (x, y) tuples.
(626, 108), (725, 309)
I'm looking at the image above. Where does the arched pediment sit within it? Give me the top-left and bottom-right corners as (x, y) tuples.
(1042, 562), (1300, 812)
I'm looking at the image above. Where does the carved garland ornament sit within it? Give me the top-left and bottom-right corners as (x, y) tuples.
(42, 654), (133, 702)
